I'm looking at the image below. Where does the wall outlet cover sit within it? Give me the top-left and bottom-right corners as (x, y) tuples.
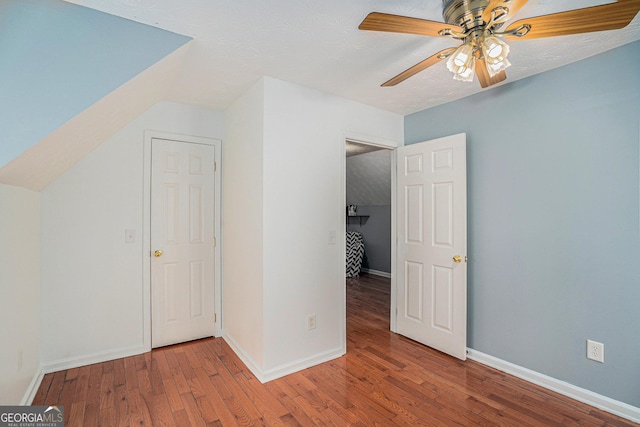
(307, 315), (316, 330)
(587, 339), (604, 363)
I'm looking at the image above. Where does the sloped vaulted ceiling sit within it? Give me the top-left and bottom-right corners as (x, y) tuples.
(0, 0), (191, 190)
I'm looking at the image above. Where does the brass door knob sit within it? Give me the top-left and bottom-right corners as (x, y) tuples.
(154, 250), (163, 258)
(452, 255), (462, 263)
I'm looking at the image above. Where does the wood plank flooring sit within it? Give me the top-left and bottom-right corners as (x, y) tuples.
(33, 273), (637, 426)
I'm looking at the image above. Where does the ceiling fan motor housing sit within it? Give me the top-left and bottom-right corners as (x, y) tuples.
(443, 0), (494, 32)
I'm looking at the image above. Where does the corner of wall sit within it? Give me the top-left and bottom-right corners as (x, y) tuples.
(221, 79), (266, 370)
(0, 184), (41, 404)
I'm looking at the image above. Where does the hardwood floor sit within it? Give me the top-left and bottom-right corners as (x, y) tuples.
(33, 273), (636, 426)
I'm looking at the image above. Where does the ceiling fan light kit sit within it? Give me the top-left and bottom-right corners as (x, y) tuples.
(446, 42), (476, 82)
(359, 0), (640, 88)
(446, 31), (512, 82)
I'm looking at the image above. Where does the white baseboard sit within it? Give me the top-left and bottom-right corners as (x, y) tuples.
(467, 348), (640, 424)
(21, 365), (45, 405)
(222, 333), (264, 381)
(223, 332), (345, 383)
(42, 344), (146, 374)
(260, 347), (345, 383)
(360, 268), (391, 278)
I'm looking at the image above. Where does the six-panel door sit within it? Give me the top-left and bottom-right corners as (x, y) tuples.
(396, 134), (467, 360)
(151, 138), (216, 348)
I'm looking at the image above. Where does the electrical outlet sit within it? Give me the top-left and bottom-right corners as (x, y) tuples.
(587, 339), (604, 363)
(307, 315), (316, 331)
(125, 229), (136, 243)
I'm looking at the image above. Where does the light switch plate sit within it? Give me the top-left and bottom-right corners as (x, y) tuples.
(328, 230), (336, 245)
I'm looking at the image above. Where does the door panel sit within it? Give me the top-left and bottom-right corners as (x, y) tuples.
(405, 261), (423, 321)
(396, 134), (467, 360)
(151, 138), (216, 348)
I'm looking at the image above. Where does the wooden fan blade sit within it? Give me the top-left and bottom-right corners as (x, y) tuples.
(482, 0), (529, 23)
(475, 58), (507, 89)
(359, 12), (463, 37)
(503, 0), (640, 40)
(381, 48), (456, 87)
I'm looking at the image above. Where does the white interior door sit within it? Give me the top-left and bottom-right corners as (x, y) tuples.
(395, 133), (467, 360)
(151, 138), (216, 348)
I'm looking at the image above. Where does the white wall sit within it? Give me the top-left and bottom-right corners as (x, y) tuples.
(222, 80), (266, 370)
(223, 77), (403, 380)
(40, 101), (224, 369)
(261, 78), (403, 375)
(0, 184), (41, 404)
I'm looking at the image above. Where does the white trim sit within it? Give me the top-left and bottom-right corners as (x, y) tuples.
(143, 137), (152, 352)
(260, 347), (345, 383)
(345, 133), (400, 149)
(143, 131), (223, 351)
(360, 268), (391, 278)
(223, 333), (345, 384)
(389, 148), (397, 333)
(222, 333), (263, 380)
(42, 345), (145, 375)
(467, 348), (640, 424)
(339, 135), (347, 358)
(20, 365), (45, 405)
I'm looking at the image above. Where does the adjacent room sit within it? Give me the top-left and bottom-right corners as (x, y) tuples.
(345, 141), (392, 279)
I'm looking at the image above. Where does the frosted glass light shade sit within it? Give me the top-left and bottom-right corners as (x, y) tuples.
(487, 57), (511, 77)
(447, 43), (473, 71)
(447, 43), (476, 82)
(481, 35), (511, 77)
(482, 35), (510, 64)
(452, 61), (475, 82)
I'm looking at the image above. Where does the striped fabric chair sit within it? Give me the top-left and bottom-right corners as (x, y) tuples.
(346, 231), (365, 278)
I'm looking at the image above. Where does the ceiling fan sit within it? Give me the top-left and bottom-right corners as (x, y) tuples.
(359, 0), (640, 88)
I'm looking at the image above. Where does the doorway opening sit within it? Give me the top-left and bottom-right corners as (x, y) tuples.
(343, 134), (468, 361)
(344, 139), (396, 334)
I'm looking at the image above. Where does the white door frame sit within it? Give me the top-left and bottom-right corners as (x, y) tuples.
(142, 130), (222, 352)
(341, 132), (401, 333)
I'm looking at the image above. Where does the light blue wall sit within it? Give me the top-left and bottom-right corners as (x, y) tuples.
(0, 0), (191, 166)
(405, 41), (640, 407)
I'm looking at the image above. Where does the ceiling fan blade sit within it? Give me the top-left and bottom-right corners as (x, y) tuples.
(503, 0), (640, 40)
(475, 58), (507, 89)
(482, 0), (529, 23)
(381, 48), (456, 87)
(359, 12), (463, 37)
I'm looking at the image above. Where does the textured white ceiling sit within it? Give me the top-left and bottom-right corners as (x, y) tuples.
(66, 0), (640, 115)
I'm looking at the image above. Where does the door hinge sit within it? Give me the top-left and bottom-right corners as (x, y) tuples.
(213, 237), (217, 247)
(214, 313), (217, 323)
(213, 162), (217, 172)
